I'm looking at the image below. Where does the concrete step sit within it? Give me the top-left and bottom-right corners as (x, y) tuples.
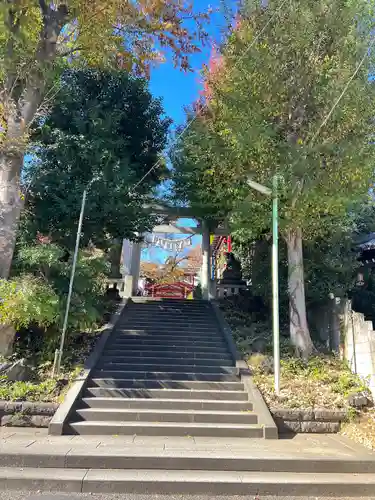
(117, 319), (218, 325)
(101, 350), (232, 360)
(93, 364), (236, 374)
(103, 345), (229, 354)
(128, 308), (212, 314)
(108, 333), (225, 347)
(127, 310), (212, 316)
(76, 408), (258, 424)
(1, 446), (375, 473)
(2, 448), (375, 474)
(130, 298), (209, 305)
(129, 305), (210, 311)
(123, 311), (216, 318)
(121, 323), (216, 329)
(113, 330), (224, 342)
(2, 467), (375, 495)
(116, 318), (219, 333)
(84, 387), (248, 400)
(125, 314), (214, 321)
(90, 370), (239, 381)
(88, 379), (244, 390)
(98, 357), (233, 367)
(81, 397), (253, 411)
(109, 338), (227, 348)
(129, 304), (209, 308)
(68, 420), (264, 437)
(114, 331), (221, 339)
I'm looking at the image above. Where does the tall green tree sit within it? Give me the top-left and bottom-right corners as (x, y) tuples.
(0, 0), (209, 279)
(23, 68), (170, 250)
(173, 0), (375, 357)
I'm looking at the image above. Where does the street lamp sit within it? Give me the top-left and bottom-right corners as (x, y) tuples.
(247, 175), (280, 395)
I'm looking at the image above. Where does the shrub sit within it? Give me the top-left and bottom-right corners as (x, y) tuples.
(0, 366), (82, 402)
(13, 243), (110, 332)
(0, 275), (59, 330)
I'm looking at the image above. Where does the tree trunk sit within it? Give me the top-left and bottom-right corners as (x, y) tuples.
(0, 3), (68, 279)
(0, 154), (23, 278)
(285, 227), (314, 359)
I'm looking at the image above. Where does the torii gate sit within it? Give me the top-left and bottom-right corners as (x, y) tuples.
(121, 203), (229, 301)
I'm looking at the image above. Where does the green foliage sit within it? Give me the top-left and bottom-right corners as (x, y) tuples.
(171, 115), (237, 220)
(24, 68), (170, 249)
(280, 355), (369, 397)
(220, 295), (370, 409)
(0, 378), (57, 402)
(0, 366), (82, 402)
(218, 293), (281, 356)
(0, 1), (209, 80)
(172, 0), (375, 356)
(0, 0), (210, 149)
(174, 0), (375, 238)
(234, 199), (370, 320)
(252, 354), (369, 409)
(304, 220), (359, 304)
(0, 275), (59, 330)
(12, 242), (110, 333)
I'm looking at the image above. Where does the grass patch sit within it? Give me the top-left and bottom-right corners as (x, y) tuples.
(0, 367), (81, 403)
(219, 297), (370, 411)
(250, 354), (367, 410)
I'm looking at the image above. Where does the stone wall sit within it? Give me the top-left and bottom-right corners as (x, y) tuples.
(309, 298), (375, 399)
(271, 408), (347, 434)
(344, 305), (375, 398)
(0, 402), (58, 428)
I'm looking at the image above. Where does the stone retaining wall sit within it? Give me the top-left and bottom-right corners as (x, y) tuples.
(0, 402), (58, 428)
(271, 408), (347, 434)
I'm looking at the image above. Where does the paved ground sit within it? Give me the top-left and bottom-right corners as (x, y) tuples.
(0, 427), (373, 459)
(0, 494), (375, 500)
(0, 428), (374, 497)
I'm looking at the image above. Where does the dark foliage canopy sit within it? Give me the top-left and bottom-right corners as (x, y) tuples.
(24, 68), (171, 249)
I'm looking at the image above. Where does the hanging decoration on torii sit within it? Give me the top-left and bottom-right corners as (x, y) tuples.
(144, 234), (193, 253)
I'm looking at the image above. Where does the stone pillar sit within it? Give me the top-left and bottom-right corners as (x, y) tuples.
(201, 221), (212, 301)
(123, 275), (133, 298)
(130, 240), (142, 296)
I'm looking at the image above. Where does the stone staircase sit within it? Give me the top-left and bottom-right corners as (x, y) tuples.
(66, 297), (268, 438)
(4, 298), (375, 496)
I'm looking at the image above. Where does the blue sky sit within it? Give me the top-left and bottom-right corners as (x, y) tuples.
(142, 0), (231, 264)
(150, 2), (230, 129)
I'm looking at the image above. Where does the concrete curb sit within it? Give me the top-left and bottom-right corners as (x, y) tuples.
(48, 300), (129, 435)
(210, 301), (278, 439)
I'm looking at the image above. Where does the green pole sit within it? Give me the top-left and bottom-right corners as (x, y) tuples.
(54, 187), (88, 376)
(272, 175), (280, 395)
